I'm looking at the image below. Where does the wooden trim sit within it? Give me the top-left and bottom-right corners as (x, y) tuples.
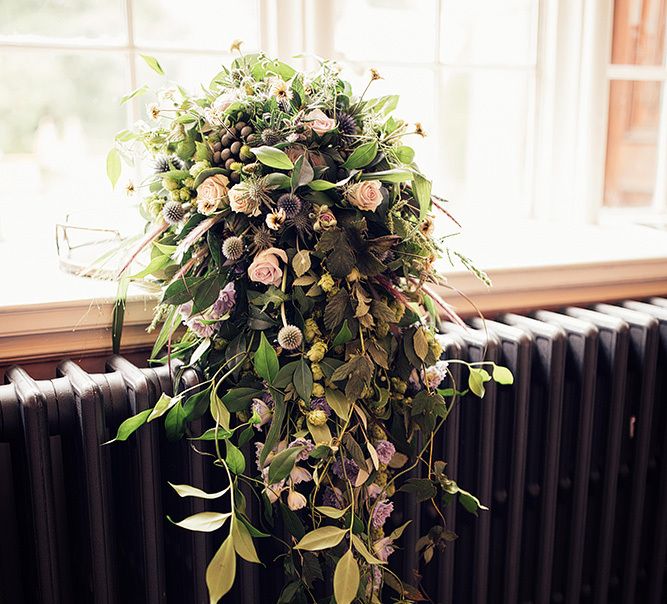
(2, 258), (667, 365)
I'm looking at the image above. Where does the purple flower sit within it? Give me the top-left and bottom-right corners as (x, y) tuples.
(373, 536), (395, 562)
(288, 437), (314, 461)
(375, 440), (395, 465)
(251, 398), (273, 430)
(212, 282), (236, 316)
(322, 486), (344, 509)
(372, 499), (394, 529)
(310, 397), (331, 417)
(186, 318), (216, 338)
(332, 458), (359, 483)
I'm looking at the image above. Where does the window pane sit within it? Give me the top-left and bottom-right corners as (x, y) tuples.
(0, 50), (129, 244)
(0, 0), (125, 41)
(133, 0), (260, 51)
(440, 0), (538, 66)
(436, 68), (533, 208)
(604, 80), (661, 207)
(333, 0), (437, 63)
(612, 0), (666, 65)
(134, 52), (231, 94)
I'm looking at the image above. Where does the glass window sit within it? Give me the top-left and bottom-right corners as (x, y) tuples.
(611, 0), (666, 65)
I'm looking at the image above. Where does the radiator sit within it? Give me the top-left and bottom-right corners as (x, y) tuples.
(1, 299), (666, 604)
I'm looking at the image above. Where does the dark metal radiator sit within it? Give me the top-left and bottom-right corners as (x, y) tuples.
(1, 299), (667, 604)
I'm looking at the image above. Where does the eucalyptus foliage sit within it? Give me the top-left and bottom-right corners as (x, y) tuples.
(109, 49), (511, 603)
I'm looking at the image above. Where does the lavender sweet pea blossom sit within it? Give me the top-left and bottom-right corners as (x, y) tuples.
(288, 437), (315, 461)
(375, 440), (396, 465)
(251, 398), (273, 430)
(212, 282), (236, 316)
(332, 458), (359, 483)
(372, 499), (394, 529)
(322, 486), (344, 509)
(310, 397), (331, 417)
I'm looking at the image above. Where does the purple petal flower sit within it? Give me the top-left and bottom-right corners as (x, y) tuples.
(322, 486), (344, 509)
(332, 458), (359, 483)
(310, 397), (331, 417)
(288, 437), (315, 461)
(375, 440), (396, 465)
(212, 282), (236, 316)
(372, 499), (394, 529)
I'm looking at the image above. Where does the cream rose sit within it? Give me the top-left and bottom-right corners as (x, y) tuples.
(346, 180), (384, 212)
(305, 109), (336, 136)
(248, 247), (288, 287)
(196, 174), (229, 215)
(228, 182), (261, 217)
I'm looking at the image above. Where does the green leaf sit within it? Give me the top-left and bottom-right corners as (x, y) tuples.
(458, 488), (489, 515)
(413, 327), (430, 361)
(294, 526), (347, 551)
(268, 446), (304, 485)
(105, 409), (151, 444)
(254, 332), (279, 384)
(291, 154), (314, 189)
(140, 53), (165, 75)
(106, 148), (121, 188)
(120, 84), (149, 105)
(206, 536), (236, 603)
(164, 401), (186, 441)
(493, 364), (514, 385)
(293, 359), (313, 402)
(395, 145), (415, 163)
(273, 361), (299, 389)
(253, 145), (294, 170)
(226, 441), (246, 474)
(221, 387), (262, 413)
(233, 519), (261, 563)
(183, 388), (212, 422)
(112, 276), (128, 354)
(360, 168), (413, 183)
(168, 482), (229, 499)
(334, 549), (360, 604)
(129, 254), (171, 280)
(147, 393), (180, 422)
(413, 171), (432, 221)
(399, 478), (438, 503)
(351, 534), (385, 565)
(316, 505), (348, 519)
(343, 141), (378, 169)
(332, 320), (353, 347)
(325, 388), (352, 421)
(260, 393), (286, 466)
(170, 511), (231, 532)
(308, 179), (337, 191)
(193, 167), (228, 188)
(264, 172), (292, 190)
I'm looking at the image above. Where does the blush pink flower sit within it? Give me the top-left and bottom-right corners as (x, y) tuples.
(346, 180), (384, 212)
(196, 174), (229, 215)
(304, 109), (336, 135)
(247, 247), (288, 287)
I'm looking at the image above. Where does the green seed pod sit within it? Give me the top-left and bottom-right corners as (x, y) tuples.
(163, 177), (179, 191)
(239, 144), (254, 161)
(229, 161), (243, 172)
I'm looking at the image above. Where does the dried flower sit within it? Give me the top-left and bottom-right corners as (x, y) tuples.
(306, 341), (328, 363)
(370, 68), (383, 81)
(266, 208), (286, 231)
(147, 102), (161, 121)
(277, 324), (303, 350)
(162, 201), (186, 225)
(313, 205), (337, 232)
(277, 193), (303, 218)
(222, 236), (244, 261)
(307, 409), (328, 426)
(230, 39), (243, 53)
(310, 397), (331, 417)
(415, 122), (427, 137)
(287, 489), (307, 511)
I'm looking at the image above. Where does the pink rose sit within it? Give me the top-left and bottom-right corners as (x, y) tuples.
(305, 109), (336, 135)
(346, 180), (384, 212)
(247, 247), (288, 286)
(196, 174), (229, 215)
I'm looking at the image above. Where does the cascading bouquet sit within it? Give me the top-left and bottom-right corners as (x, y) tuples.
(108, 48), (512, 604)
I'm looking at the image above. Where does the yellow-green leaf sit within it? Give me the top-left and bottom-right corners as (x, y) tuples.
(232, 519), (261, 563)
(307, 418), (332, 445)
(413, 327), (429, 361)
(206, 536), (236, 603)
(333, 549), (360, 604)
(140, 53), (164, 75)
(292, 250), (311, 277)
(351, 534), (385, 565)
(210, 388), (231, 430)
(148, 393), (180, 422)
(171, 511), (231, 532)
(106, 148), (121, 188)
(294, 526), (347, 551)
(168, 482), (230, 500)
(492, 364), (514, 385)
(316, 505), (348, 519)
(253, 145), (293, 170)
(325, 388), (352, 421)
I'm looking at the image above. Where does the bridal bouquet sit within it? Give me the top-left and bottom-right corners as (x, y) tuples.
(108, 48), (511, 604)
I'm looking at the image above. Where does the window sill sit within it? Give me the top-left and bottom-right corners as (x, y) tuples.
(2, 219), (667, 364)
